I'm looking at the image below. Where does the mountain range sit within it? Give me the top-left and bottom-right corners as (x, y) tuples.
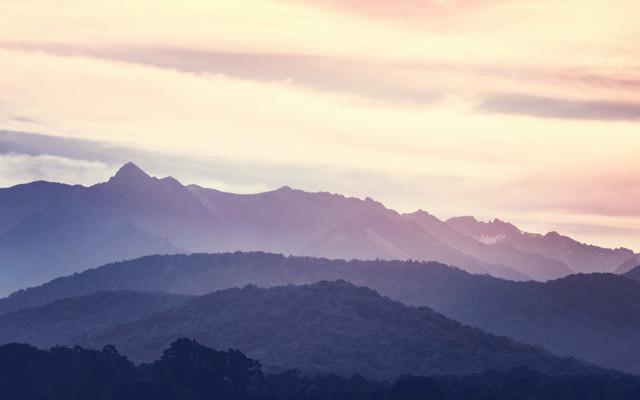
(1, 162), (637, 294)
(0, 280), (595, 379)
(447, 216), (638, 274)
(2, 252), (640, 374)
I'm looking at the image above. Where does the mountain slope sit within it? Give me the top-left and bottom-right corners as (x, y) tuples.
(615, 257), (640, 274)
(303, 208), (528, 280)
(447, 216), (637, 273)
(0, 291), (191, 349)
(0, 164), (203, 293)
(0, 181), (83, 234)
(405, 210), (573, 280)
(1, 162), (636, 294)
(3, 252), (640, 373)
(625, 265), (640, 282)
(0, 202), (105, 294)
(86, 281), (589, 378)
(87, 222), (183, 265)
(425, 273), (640, 375)
(0, 202), (181, 293)
(75, 162), (220, 251)
(188, 184), (385, 254)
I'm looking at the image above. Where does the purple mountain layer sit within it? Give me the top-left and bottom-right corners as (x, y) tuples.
(0, 162), (636, 294)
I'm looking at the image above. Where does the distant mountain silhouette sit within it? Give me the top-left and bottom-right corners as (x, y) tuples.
(0, 199), (181, 295)
(187, 183), (384, 253)
(9, 281), (587, 378)
(303, 208), (527, 280)
(1, 162), (638, 293)
(405, 211), (574, 280)
(3, 252), (640, 374)
(0, 181), (84, 234)
(447, 216), (637, 274)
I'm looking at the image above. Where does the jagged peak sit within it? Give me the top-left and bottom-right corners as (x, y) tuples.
(109, 162), (151, 184)
(407, 209), (435, 217)
(490, 218), (521, 231)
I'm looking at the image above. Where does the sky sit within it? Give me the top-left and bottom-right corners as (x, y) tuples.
(1, 0), (639, 250)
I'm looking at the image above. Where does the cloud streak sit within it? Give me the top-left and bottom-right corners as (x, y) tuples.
(481, 93), (640, 121)
(4, 41), (640, 120)
(0, 43), (441, 105)
(1, 0), (640, 249)
(2, 129), (640, 250)
(0, 152), (113, 188)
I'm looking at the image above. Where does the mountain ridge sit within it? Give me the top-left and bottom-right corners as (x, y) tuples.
(2, 252), (640, 374)
(0, 290), (192, 349)
(0, 162), (637, 294)
(15, 280), (592, 379)
(447, 216), (637, 274)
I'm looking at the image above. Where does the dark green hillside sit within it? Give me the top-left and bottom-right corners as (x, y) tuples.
(88, 281), (590, 379)
(3, 252), (640, 373)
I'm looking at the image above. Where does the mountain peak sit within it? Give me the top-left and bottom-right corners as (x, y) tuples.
(408, 209), (436, 218)
(109, 162), (151, 185)
(491, 218), (521, 233)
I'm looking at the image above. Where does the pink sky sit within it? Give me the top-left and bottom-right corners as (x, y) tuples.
(1, 0), (639, 249)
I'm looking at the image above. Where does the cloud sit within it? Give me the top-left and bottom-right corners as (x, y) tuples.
(480, 93), (640, 121)
(0, 152), (113, 188)
(4, 41), (640, 115)
(0, 130), (416, 198)
(0, 47), (529, 177)
(0, 43), (441, 105)
(0, 130), (126, 165)
(2, 129), (640, 250)
(2, 0), (640, 250)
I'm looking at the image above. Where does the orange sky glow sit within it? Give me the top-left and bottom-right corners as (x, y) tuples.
(1, 0), (639, 249)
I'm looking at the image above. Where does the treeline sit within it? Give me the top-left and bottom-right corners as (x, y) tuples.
(1, 339), (639, 400)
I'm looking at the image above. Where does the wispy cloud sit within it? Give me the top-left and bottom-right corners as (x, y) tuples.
(0, 42), (442, 105)
(480, 93), (640, 121)
(2, 129), (640, 250)
(1, 0), (640, 250)
(3, 41), (639, 119)
(0, 152), (113, 188)
(0, 130), (417, 197)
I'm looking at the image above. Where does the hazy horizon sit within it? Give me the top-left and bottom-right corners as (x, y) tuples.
(0, 155), (636, 253)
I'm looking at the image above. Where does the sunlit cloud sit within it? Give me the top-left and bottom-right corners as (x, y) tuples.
(480, 94), (640, 121)
(0, 153), (113, 188)
(1, 0), (639, 250)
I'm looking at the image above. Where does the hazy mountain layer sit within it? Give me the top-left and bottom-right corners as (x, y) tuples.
(405, 211), (574, 280)
(2, 252), (640, 373)
(447, 216), (637, 274)
(0, 291), (191, 349)
(2, 162), (637, 293)
(616, 257), (640, 274)
(0, 281), (593, 378)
